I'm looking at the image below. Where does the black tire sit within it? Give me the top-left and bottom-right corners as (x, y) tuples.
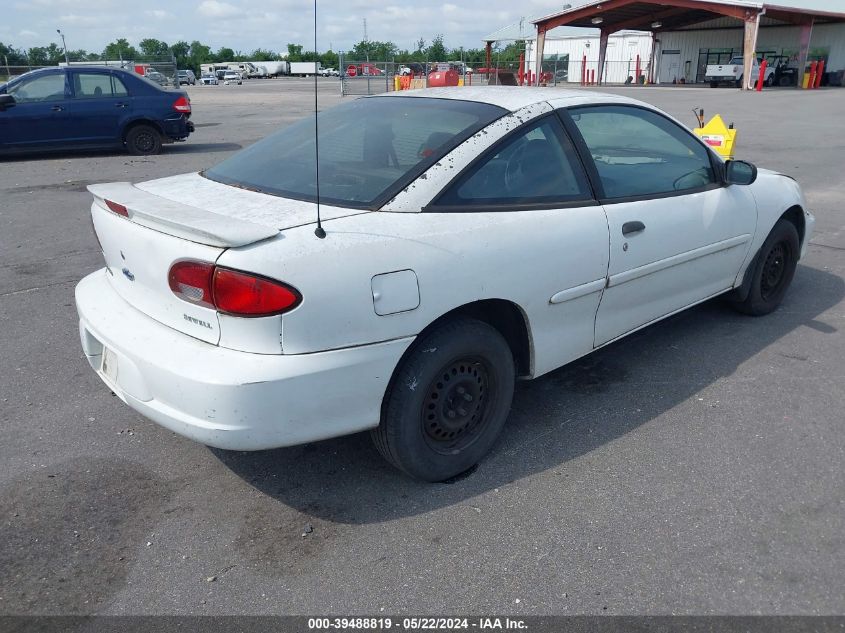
(372, 317), (516, 482)
(766, 74), (775, 87)
(710, 81), (718, 88)
(125, 124), (162, 156)
(736, 75), (743, 88)
(732, 219), (800, 316)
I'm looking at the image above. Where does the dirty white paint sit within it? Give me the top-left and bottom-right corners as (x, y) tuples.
(76, 86), (812, 453)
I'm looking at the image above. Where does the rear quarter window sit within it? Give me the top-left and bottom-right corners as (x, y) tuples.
(204, 97), (507, 208)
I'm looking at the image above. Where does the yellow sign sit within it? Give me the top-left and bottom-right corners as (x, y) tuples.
(693, 114), (736, 159)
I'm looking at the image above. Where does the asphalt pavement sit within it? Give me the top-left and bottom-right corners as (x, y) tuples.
(1, 79), (843, 616)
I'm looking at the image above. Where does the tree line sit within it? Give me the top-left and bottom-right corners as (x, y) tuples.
(1, 35), (526, 74)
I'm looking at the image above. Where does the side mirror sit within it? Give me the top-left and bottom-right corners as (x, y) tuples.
(725, 159), (757, 186)
(0, 94), (15, 111)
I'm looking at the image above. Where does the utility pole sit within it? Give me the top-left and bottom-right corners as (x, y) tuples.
(56, 29), (69, 65)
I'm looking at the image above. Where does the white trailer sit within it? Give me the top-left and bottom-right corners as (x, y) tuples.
(289, 61), (322, 76)
(250, 61), (289, 77)
(200, 62), (258, 80)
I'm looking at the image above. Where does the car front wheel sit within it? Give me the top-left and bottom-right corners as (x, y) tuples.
(732, 219), (800, 316)
(372, 317), (516, 482)
(125, 124), (163, 156)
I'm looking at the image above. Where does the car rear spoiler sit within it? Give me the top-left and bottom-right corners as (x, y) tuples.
(87, 182), (279, 248)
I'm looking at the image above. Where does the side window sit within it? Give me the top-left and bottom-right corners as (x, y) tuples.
(435, 117), (592, 207)
(569, 105), (716, 199)
(73, 73), (114, 99)
(111, 75), (129, 97)
(6, 74), (66, 103)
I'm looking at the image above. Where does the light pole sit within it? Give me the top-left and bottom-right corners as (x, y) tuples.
(56, 29), (69, 65)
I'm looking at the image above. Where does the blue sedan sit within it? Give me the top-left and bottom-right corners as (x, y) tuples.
(0, 66), (194, 155)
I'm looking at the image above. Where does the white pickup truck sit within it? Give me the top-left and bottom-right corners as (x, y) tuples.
(706, 56), (775, 87)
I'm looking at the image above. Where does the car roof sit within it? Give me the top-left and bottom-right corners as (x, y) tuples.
(378, 86), (648, 113)
(7, 65), (139, 82)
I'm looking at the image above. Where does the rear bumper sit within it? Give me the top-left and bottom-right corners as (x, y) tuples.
(162, 115), (192, 141)
(75, 270), (413, 450)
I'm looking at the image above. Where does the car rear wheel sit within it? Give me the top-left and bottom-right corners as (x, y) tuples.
(732, 219), (799, 316)
(372, 317), (515, 482)
(125, 125), (163, 156)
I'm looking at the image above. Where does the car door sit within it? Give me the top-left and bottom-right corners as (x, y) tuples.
(69, 70), (132, 145)
(427, 114), (609, 376)
(560, 104), (757, 347)
(1, 71), (70, 149)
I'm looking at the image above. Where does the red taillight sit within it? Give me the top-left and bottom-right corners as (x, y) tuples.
(173, 95), (191, 113)
(168, 260), (215, 309)
(168, 261), (301, 317)
(104, 199), (129, 217)
(213, 268), (301, 316)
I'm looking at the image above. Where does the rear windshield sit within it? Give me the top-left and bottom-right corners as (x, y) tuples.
(203, 96), (506, 208)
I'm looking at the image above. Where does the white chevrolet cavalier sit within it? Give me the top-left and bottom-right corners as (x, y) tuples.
(76, 87), (814, 481)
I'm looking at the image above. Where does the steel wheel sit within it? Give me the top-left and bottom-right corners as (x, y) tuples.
(372, 316), (515, 482)
(731, 219), (799, 316)
(421, 357), (492, 454)
(760, 241), (790, 301)
(125, 124), (162, 156)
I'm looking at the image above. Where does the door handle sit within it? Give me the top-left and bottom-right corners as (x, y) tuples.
(115, 103), (128, 108)
(51, 105), (64, 112)
(622, 221), (646, 236)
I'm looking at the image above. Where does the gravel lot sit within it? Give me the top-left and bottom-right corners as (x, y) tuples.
(1, 78), (843, 615)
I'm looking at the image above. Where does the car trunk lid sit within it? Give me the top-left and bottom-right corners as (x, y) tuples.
(88, 181), (279, 247)
(88, 175), (365, 346)
(134, 172), (368, 230)
(89, 195), (226, 344)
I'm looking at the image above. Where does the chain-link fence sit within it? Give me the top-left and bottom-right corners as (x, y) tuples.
(1, 57), (180, 87)
(470, 60), (652, 86)
(537, 59), (652, 85)
(339, 60), (398, 96)
(338, 59), (526, 96)
(336, 57), (660, 97)
(1, 65), (51, 82)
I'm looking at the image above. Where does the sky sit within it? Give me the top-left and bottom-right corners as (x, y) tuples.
(2, 0), (581, 55)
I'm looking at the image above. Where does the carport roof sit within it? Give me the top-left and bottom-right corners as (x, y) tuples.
(531, 0), (845, 33)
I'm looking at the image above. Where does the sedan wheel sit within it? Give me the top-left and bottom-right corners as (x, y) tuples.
(125, 125), (163, 156)
(372, 317), (515, 482)
(732, 219), (799, 315)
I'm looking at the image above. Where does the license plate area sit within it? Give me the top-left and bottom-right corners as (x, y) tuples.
(101, 347), (119, 384)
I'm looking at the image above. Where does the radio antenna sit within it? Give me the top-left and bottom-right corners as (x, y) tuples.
(313, 0), (326, 239)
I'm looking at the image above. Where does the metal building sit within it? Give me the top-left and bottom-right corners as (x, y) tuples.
(482, 21), (653, 84)
(485, 0), (845, 88)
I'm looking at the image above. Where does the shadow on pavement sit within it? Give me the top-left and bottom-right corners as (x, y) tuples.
(0, 141), (241, 162)
(214, 264), (843, 524)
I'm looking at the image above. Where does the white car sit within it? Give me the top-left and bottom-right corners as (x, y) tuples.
(222, 70), (242, 85)
(75, 87), (814, 481)
(199, 73), (218, 85)
(320, 67), (339, 77)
